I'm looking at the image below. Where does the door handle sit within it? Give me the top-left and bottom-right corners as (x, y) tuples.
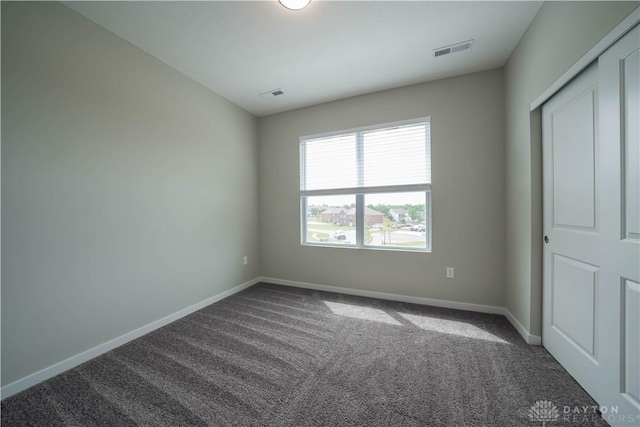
(544, 235), (549, 243)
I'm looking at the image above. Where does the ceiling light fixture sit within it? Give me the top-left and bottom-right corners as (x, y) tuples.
(279, 0), (311, 11)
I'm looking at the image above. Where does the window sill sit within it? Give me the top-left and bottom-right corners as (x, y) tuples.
(301, 242), (431, 253)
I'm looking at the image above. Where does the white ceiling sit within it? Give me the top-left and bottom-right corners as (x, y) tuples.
(65, 1), (543, 117)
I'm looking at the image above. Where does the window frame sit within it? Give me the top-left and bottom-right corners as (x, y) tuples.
(300, 117), (432, 252)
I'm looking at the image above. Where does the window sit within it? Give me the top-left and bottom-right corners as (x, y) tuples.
(300, 118), (431, 251)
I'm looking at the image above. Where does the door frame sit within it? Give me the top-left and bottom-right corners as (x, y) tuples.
(530, 8), (640, 112)
(529, 7), (640, 342)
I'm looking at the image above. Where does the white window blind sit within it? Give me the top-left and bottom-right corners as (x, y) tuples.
(362, 124), (431, 187)
(301, 122), (430, 192)
(301, 134), (357, 191)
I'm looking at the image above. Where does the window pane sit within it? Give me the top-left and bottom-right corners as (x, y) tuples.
(362, 123), (430, 187)
(364, 192), (427, 249)
(305, 195), (357, 245)
(302, 134), (357, 191)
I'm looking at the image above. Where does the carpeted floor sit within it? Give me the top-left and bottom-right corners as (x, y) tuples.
(2, 283), (607, 426)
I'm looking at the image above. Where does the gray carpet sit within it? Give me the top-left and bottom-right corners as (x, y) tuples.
(2, 283), (607, 426)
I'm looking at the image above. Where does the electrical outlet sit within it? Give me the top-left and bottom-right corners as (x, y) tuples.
(446, 267), (455, 279)
(243, 256), (248, 266)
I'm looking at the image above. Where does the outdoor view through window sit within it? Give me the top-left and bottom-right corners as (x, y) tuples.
(300, 119), (431, 251)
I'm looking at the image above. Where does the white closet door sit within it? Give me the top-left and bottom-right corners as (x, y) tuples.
(598, 24), (640, 421)
(543, 24), (639, 426)
(542, 62), (602, 404)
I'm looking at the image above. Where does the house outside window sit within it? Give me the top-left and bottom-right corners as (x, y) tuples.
(300, 118), (431, 251)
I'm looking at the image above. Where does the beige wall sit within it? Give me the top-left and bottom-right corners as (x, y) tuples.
(504, 1), (638, 336)
(259, 69), (506, 307)
(1, 2), (259, 386)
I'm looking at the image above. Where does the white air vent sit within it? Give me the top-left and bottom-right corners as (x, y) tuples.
(433, 39), (474, 58)
(259, 88), (284, 98)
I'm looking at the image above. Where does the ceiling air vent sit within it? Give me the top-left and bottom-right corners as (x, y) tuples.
(433, 39), (474, 58)
(259, 88), (284, 99)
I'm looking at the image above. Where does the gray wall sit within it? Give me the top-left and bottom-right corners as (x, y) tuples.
(504, 1), (638, 336)
(1, 1), (259, 386)
(259, 69), (505, 307)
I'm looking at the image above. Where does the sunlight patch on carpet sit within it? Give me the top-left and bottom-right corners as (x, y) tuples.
(323, 301), (402, 325)
(397, 312), (510, 344)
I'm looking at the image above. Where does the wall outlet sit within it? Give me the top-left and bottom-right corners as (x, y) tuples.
(243, 256), (248, 265)
(446, 267), (455, 279)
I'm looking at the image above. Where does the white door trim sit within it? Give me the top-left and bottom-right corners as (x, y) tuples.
(530, 6), (639, 111)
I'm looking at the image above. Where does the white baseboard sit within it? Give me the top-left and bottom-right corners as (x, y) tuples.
(0, 277), (261, 400)
(260, 276), (542, 345)
(503, 308), (542, 345)
(260, 276), (505, 314)
(2, 276), (542, 400)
